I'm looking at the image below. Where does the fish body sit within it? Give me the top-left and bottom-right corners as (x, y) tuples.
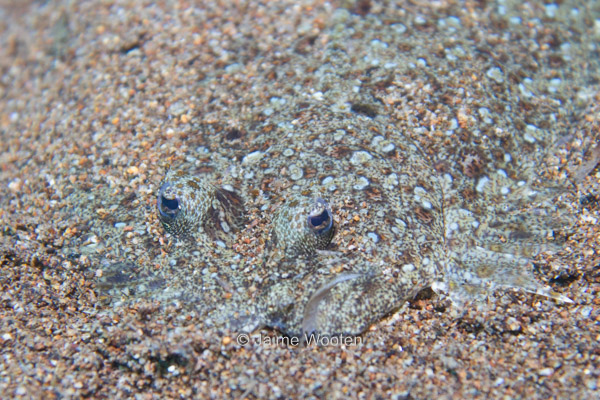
(96, 111), (575, 337)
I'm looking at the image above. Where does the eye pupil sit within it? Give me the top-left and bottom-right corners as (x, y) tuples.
(307, 198), (332, 234)
(162, 196), (179, 211)
(309, 209), (330, 232)
(157, 183), (180, 219)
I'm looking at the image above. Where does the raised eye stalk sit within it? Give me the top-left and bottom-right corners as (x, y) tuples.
(272, 196), (335, 256)
(156, 170), (245, 240)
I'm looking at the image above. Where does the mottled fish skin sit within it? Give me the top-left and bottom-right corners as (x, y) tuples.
(157, 169), (245, 243)
(116, 107), (572, 338)
(79, 103), (578, 338)
(270, 195), (335, 257)
(226, 118), (447, 336)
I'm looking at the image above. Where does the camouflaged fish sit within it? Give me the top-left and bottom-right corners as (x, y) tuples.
(84, 104), (579, 338)
(37, 2), (595, 338)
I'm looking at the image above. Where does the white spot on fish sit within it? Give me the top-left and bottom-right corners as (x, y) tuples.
(476, 176), (490, 193)
(402, 264), (415, 273)
(289, 164), (304, 180)
(353, 176), (370, 190)
(350, 151), (373, 165)
(242, 151), (264, 165)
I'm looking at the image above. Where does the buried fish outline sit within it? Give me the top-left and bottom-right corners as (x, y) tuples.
(95, 110), (580, 338)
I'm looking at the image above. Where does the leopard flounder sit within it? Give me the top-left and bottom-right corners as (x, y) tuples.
(92, 102), (576, 337)
(68, 3), (592, 338)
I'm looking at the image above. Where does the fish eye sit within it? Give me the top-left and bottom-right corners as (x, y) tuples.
(307, 198), (333, 234)
(158, 183), (180, 218)
(161, 195), (179, 212)
(271, 196), (335, 257)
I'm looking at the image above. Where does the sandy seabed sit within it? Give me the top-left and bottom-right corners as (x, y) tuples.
(1, 0), (599, 398)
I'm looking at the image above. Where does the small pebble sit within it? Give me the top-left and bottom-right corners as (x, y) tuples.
(486, 67), (504, 83)
(545, 4), (558, 18)
(392, 23), (407, 34)
(367, 232), (380, 243)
